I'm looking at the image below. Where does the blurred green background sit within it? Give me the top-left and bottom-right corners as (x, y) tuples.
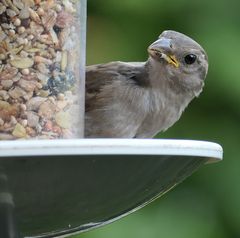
(75, 0), (240, 237)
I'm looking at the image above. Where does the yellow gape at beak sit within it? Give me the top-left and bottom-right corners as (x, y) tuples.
(163, 55), (179, 68)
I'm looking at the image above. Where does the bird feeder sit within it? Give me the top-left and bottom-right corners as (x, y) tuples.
(0, 1), (223, 238)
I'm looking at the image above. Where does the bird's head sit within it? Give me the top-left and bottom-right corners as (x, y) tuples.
(147, 30), (208, 95)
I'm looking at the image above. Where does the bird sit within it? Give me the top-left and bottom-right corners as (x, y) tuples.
(85, 30), (208, 138)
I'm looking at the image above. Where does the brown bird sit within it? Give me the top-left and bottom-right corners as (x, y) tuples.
(85, 30), (208, 138)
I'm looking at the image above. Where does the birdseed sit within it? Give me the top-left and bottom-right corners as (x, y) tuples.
(0, 0), (82, 140)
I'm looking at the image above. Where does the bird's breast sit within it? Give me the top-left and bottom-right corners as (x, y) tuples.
(147, 86), (194, 132)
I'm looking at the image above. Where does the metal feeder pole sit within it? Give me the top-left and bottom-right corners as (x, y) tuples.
(0, 169), (20, 238)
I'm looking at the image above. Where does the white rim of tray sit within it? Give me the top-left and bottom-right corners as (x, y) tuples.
(0, 139), (223, 162)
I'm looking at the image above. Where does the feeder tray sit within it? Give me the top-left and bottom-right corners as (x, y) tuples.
(0, 139), (223, 238)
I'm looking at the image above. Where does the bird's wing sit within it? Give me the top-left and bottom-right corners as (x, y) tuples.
(85, 61), (150, 138)
(86, 62), (122, 112)
(86, 61), (147, 111)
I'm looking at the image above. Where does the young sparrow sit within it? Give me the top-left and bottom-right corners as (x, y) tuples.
(85, 30), (208, 138)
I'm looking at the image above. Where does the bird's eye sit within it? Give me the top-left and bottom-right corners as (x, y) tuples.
(184, 54), (197, 65)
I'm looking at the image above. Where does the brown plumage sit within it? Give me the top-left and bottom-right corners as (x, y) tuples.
(85, 30), (208, 138)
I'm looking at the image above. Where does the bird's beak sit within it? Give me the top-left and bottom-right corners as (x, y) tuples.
(148, 38), (179, 68)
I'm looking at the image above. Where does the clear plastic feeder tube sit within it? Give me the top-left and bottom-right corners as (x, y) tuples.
(0, 0), (86, 139)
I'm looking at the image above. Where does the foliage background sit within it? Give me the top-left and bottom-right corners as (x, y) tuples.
(75, 0), (240, 237)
